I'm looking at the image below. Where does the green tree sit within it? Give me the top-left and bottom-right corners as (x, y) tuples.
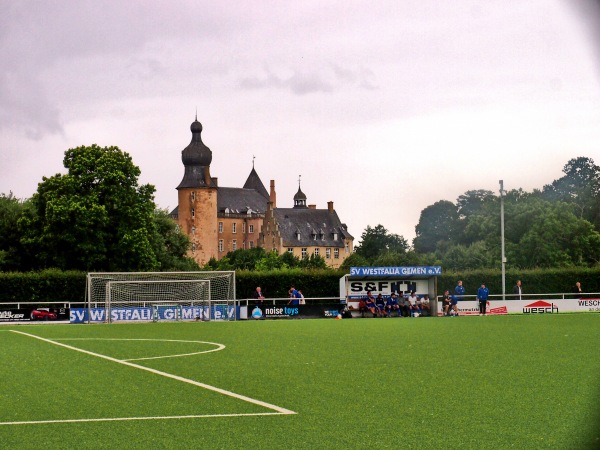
(413, 200), (459, 253)
(20, 145), (163, 271)
(542, 156), (600, 229)
(339, 252), (369, 270)
(255, 251), (284, 271)
(222, 247), (267, 270)
(298, 253), (327, 269)
(151, 209), (199, 271)
(0, 193), (34, 270)
(355, 224), (408, 262)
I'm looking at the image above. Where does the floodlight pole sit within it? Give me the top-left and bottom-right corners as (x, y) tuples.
(499, 180), (506, 300)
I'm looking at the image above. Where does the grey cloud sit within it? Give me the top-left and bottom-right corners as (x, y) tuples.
(239, 70), (333, 95)
(240, 64), (378, 95)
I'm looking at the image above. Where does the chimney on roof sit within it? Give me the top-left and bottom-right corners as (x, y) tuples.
(327, 201), (334, 213)
(308, 204), (316, 209)
(270, 180), (276, 208)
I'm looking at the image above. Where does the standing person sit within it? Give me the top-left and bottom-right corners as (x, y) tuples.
(253, 286), (265, 306)
(477, 283), (489, 316)
(442, 290), (452, 316)
(452, 281), (465, 316)
(572, 281), (583, 298)
(298, 290), (306, 305)
(513, 280), (523, 300)
(288, 285), (301, 305)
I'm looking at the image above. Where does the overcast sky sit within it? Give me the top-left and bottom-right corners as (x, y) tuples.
(1, 0), (599, 244)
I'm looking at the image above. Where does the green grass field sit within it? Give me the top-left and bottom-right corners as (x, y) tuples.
(1, 314), (598, 449)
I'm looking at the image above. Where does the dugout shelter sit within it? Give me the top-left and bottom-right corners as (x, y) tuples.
(340, 266), (441, 315)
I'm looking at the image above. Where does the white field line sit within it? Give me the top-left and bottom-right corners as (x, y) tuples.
(7, 330), (296, 422)
(49, 338), (226, 361)
(1, 412), (285, 426)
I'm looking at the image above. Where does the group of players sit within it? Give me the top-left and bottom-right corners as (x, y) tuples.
(359, 290), (431, 317)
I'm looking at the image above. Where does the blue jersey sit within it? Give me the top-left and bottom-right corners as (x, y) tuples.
(455, 285), (465, 299)
(477, 287), (489, 301)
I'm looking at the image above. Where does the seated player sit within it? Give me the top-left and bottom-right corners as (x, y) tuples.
(407, 291), (419, 317)
(385, 292), (400, 317)
(375, 294), (386, 317)
(414, 295), (423, 316)
(365, 291), (377, 317)
(358, 298), (368, 318)
(442, 290), (451, 316)
(421, 294), (431, 316)
(398, 292), (410, 317)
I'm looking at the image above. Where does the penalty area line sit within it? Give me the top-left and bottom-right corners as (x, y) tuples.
(0, 412), (286, 426)
(9, 330), (296, 416)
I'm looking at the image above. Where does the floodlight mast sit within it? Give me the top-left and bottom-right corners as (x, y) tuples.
(499, 180), (506, 300)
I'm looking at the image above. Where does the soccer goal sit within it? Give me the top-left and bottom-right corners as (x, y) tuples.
(85, 271), (236, 323)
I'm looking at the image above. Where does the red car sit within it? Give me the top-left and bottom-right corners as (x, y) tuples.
(30, 308), (58, 321)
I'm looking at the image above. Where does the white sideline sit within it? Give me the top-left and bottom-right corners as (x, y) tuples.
(1, 412), (286, 426)
(6, 330), (296, 424)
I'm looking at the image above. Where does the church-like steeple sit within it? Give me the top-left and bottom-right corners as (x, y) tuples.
(243, 157), (269, 199)
(293, 175), (307, 208)
(177, 118), (216, 189)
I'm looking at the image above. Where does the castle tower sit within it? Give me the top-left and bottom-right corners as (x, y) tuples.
(176, 118), (218, 265)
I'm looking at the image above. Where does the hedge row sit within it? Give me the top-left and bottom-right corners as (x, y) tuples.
(0, 267), (598, 304)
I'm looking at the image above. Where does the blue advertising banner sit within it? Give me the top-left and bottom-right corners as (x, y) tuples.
(350, 266), (442, 277)
(70, 305), (237, 323)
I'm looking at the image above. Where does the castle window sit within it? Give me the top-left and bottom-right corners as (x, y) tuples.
(232, 240), (237, 251)
(334, 248), (339, 259)
(232, 223), (237, 233)
(242, 222), (246, 233)
(296, 231), (301, 240)
(218, 222), (223, 233)
(191, 226), (196, 235)
(287, 248), (293, 253)
(301, 248), (307, 259)
(249, 224), (254, 233)
(333, 232), (338, 241)
(192, 243), (196, 252)
(218, 240), (224, 252)
(326, 248), (331, 259)
(191, 191), (196, 201)
(191, 208), (195, 218)
(249, 241), (254, 249)
(345, 244), (349, 253)
(314, 248), (320, 257)
(242, 242), (246, 250)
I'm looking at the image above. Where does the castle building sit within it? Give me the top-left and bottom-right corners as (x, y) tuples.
(170, 119), (353, 268)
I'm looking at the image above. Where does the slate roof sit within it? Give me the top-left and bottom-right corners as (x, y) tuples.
(243, 167), (269, 200)
(273, 208), (353, 247)
(217, 187), (268, 215)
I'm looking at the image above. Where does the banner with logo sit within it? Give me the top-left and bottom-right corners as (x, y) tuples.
(437, 298), (600, 315)
(249, 304), (344, 320)
(70, 305), (237, 323)
(0, 307), (69, 322)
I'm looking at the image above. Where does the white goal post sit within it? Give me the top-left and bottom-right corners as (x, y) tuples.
(85, 271), (236, 323)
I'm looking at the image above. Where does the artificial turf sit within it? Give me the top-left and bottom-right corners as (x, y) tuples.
(0, 314), (598, 449)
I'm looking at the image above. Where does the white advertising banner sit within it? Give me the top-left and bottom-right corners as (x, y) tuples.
(437, 298), (600, 315)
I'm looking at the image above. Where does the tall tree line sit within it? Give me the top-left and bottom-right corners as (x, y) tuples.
(350, 157), (600, 270)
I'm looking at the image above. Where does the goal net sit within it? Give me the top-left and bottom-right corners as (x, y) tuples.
(84, 271), (235, 323)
